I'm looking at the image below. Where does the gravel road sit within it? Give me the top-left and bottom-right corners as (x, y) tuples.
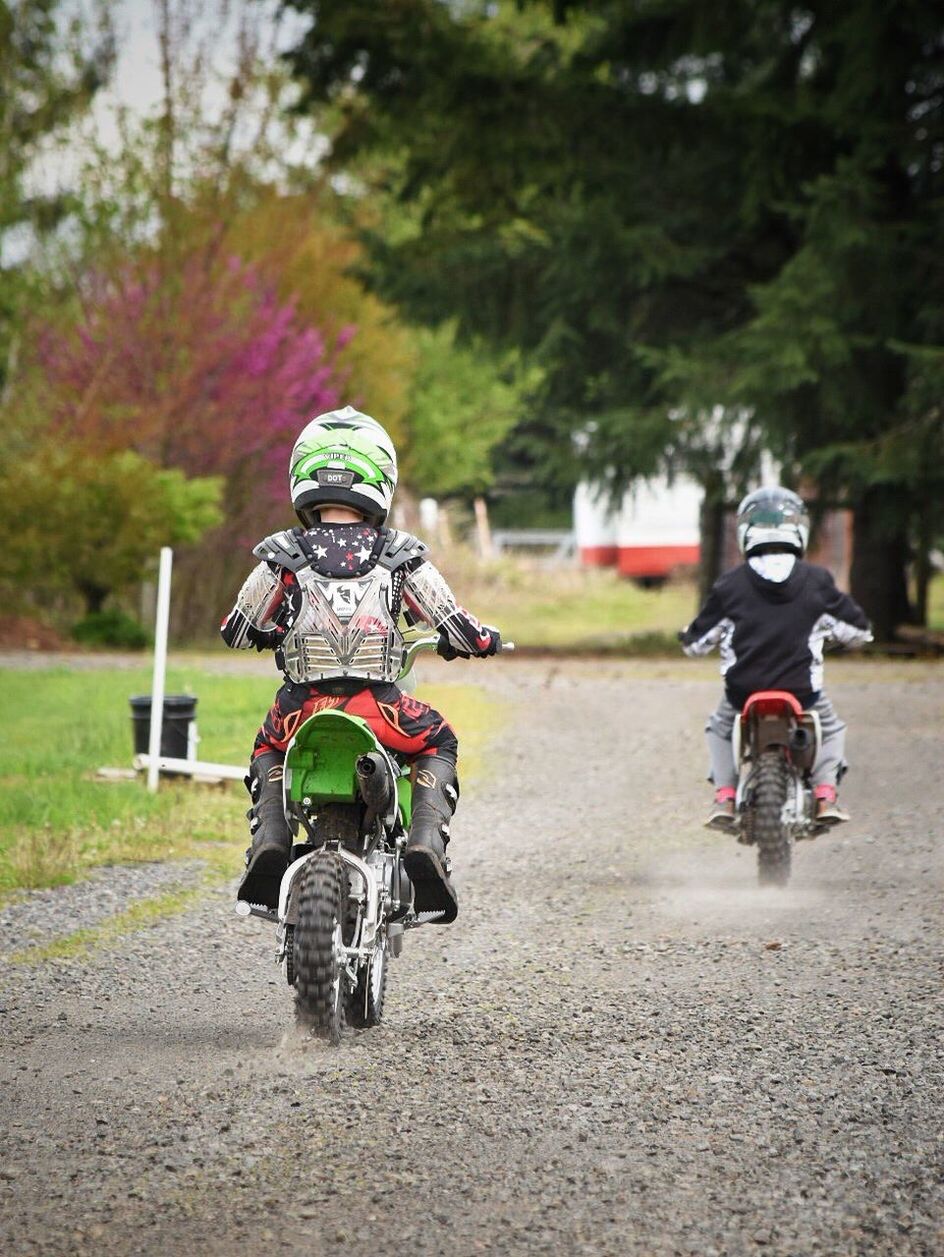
(1, 658), (942, 1256)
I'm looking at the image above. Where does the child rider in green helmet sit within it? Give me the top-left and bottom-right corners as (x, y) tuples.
(221, 406), (501, 923)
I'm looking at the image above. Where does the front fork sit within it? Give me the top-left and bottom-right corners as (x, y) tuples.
(273, 842), (417, 978)
(274, 844), (380, 966)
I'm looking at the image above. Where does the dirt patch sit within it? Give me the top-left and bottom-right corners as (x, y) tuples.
(0, 616), (71, 652)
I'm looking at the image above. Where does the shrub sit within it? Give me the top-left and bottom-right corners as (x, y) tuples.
(71, 609), (152, 650)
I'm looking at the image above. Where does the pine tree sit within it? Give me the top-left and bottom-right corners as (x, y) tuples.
(286, 0), (944, 636)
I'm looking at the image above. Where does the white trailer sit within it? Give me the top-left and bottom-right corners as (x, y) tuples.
(573, 474), (701, 580)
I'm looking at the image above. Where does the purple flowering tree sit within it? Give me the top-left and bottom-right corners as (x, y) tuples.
(36, 248), (352, 540)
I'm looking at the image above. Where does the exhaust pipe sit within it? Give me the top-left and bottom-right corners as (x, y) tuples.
(356, 752), (394, 814)
(789, 727), (811, 753)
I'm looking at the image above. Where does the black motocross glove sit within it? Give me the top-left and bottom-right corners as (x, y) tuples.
(437, 635), (469, 661)
(437, 627), (501, 660)
(477, 627), (501, 657)
(246, 604), (297, 652)
(246, 624), (287, 652)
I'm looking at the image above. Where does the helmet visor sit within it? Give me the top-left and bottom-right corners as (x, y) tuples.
(741, 501), (805, 529)
(736, 489), (810, 556)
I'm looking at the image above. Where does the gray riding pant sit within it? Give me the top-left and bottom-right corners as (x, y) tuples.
(706, 693), (847, 790)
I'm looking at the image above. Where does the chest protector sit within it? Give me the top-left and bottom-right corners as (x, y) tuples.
(280, 564), (405, 683)
(252, 528), (428, 685)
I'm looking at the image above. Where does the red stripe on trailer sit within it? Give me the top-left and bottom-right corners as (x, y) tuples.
(579, 545), (619, 567)
(617, 544), (699, 578)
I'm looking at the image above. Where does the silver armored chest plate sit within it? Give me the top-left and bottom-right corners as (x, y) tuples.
(280, 566), (404, 683)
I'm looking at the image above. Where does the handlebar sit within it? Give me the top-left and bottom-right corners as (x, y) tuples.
(398, 633), (515, 678)
(399, 634), (440, 676)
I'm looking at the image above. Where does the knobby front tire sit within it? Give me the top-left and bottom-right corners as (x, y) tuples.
(293, 854), (348, 1044)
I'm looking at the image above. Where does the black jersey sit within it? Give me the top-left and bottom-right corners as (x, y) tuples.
(680, 561), (871, 708)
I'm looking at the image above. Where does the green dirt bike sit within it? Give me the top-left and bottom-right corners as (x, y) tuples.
(235, 633), (508, 1043)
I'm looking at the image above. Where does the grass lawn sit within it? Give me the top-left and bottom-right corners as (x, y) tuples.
(445, 554), (944, 648)
(0, 667), (496, 896)
(438, 551), (697, 649)
(929, 572), (944, 631)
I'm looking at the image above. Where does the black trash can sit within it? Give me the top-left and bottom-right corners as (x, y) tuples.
(130, 695), (198, 761)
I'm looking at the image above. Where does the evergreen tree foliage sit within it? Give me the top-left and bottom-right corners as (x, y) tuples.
(286, 0), (944, 636)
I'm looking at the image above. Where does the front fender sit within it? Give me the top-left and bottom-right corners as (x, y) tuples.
(277, 848), (381, 950)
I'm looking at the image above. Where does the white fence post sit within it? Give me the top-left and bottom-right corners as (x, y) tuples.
(146, 547), (173, 793)
(473, 496), (493, 560)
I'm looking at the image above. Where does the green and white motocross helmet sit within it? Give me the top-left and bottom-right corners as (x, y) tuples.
(290, 406), (398, 526)
(736, 486), (810, 557)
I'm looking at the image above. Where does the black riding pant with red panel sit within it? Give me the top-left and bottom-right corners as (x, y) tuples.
(253, 679), (458, 766)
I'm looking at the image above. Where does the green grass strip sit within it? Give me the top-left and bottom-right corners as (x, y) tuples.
(6, 876), (218, 966)
(0, 668), (500, 896)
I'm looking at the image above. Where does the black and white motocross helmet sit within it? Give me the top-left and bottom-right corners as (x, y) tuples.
(736, 486), (810, 557)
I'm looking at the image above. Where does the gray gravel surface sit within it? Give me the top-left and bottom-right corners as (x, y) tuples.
(1, 659), (942, 1256)
(0, 862), (206, 954)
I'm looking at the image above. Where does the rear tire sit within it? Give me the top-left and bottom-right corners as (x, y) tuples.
(294, 854), (348, 1044)
(752, 752), (792, 887)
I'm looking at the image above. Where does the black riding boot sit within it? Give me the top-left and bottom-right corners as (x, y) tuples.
(404, 757), (459, 924)
(236, 751), (292, 910)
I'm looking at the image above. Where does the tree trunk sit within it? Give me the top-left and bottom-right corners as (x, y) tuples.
(849, 486), (912, 641)
(78, 583), (109, 616)
(913, 491), (933, 628)
(697, 472), (726, 608)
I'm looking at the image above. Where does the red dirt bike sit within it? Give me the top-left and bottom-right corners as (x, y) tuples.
(733, 690), (829, 887)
